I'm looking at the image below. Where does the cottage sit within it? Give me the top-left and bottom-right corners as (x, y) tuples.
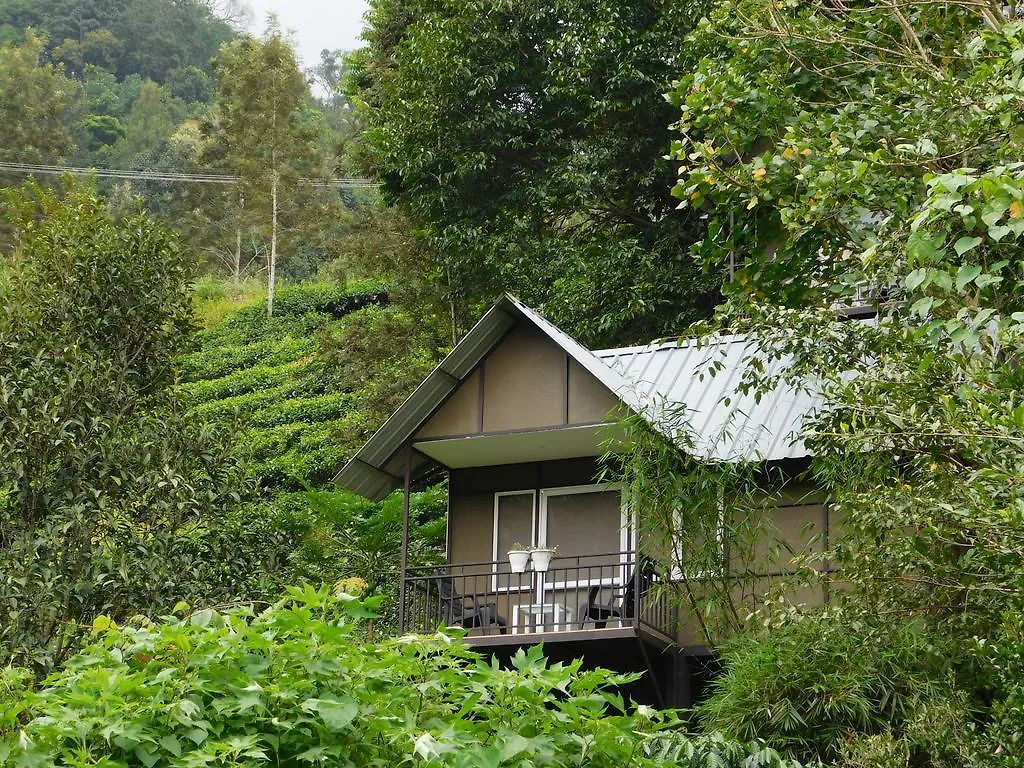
(334, 295), (836, 706)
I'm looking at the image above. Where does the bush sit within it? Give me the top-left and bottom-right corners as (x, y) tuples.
(697, 613), (968, 765)
(229, 280), (388, 323)
(178, 337), (317, 382)
(0, 588), (802, 768)
(175, 362), (298, 405)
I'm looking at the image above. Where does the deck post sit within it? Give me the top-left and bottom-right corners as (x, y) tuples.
(399, 442), (411, 632)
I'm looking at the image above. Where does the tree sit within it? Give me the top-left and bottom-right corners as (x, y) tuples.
(641, 0), (1024, 762)
(109, 79), (182, 165)
(0, 31), (81, 164)
(348, 0), (721, 346)
(211, 22), (318, 315)
(52, 27), (123, 78)
(0, 183), (255, 673)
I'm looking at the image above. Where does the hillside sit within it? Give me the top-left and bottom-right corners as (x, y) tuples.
(177, 281), (392, 489)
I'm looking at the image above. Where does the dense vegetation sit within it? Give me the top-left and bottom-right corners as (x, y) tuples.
(347, 0), (722, 345)
(3, 0), (1024, 765)
(0, 588), (797, 768)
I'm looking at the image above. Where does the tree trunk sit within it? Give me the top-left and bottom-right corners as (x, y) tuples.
(267, 171), (278, 318)
(234, 225), (241, 282)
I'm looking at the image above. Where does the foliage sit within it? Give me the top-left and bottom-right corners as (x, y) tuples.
(280, 485), (447, 633)
(602, 411), (808, 647)
(0, 32), (81, 164)
(209, 23), (322, 315)
(317, 304), (445, 448)
(982, 614), (1024, 765)
(0, 587), (801, 768)
(697, 615), (978, 765)
(0, 0), (234, 83)
(652, 0), (1024, 763)
(176, 281), (406, 490)
(0, 184), (264, 674)
(349, 0), (721, 346)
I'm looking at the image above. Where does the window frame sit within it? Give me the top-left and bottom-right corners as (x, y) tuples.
(538, 483), (631, 590)
(491, 489), (536, 593)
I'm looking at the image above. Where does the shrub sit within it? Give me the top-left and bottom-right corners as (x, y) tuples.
(177, 337), (317, 382)
(0, 588), (802, 768)
(175, 362), (298, 406)
(229, 280), (389, 324)
(697, 613), (966, 765)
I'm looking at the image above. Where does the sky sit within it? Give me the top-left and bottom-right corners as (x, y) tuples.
(245, 0), (370, 67)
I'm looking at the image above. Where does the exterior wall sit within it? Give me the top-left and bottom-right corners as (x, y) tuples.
(567, 359), (618, 423)
(417, 370), (480, 438)
(482, 324), (565, 431)
(675, 481), (837, 648)
(446, 459), (836, 649)
(448, 457), (602, 565)
(412, 323), (616, 442)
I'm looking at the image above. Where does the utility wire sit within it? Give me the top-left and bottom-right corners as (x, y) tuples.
(0, 160), (380, 188)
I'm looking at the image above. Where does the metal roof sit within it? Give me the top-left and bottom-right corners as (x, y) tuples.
(335, 296), (821, 499)
(594, 336), (822, 462)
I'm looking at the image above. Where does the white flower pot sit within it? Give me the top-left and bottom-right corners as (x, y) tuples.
(507, 550), (531, 574)
(530, 548), (556, 572)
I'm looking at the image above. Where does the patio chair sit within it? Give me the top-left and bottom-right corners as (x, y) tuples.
(578, 564), (653, 630)
(435, 577), (507, 634)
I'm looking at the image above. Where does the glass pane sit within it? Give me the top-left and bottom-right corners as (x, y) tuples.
(495, 493), (533, 590)
(544, 490), (622, 587)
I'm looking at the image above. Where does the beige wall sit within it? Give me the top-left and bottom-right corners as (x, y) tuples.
(417, 370), (480, 438)
(482, 324), (565, 431)
(568, 359), (618, 424)
(675, 482), (835, 647)
(413, 322), (618, 442)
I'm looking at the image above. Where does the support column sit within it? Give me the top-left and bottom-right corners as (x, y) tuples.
(398, 443), (412, 632)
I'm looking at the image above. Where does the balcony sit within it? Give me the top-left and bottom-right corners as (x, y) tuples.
(401, 551), (677, 648)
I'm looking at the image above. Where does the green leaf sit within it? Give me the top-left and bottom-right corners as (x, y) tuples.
(955, 264), (982, 292)
(906, 231), (945, 265)
(159, 735), (182, 757)
(904, 268), (929, 291)
(302, 697), (359, 731)
(953, 236), (982, 256)
(988, 224), (1012, 241)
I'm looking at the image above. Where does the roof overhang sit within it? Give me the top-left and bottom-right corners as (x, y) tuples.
(414, 422), (625, 469)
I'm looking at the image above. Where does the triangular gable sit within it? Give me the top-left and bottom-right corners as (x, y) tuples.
(334, 295), (633, 500)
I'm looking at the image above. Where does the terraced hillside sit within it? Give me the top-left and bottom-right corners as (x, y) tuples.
(176, 281), (396, 489)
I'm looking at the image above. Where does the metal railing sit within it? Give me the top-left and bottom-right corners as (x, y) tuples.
(402, 551), (676, 643)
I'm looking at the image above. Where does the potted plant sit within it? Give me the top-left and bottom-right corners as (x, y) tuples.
(507, 543), (531, 573)
(529, 544), (558, 572)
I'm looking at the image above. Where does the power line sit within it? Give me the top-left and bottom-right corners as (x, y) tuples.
(0, 160), (380, 188)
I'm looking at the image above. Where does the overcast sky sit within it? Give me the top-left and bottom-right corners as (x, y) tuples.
(245, 0), (370, 67)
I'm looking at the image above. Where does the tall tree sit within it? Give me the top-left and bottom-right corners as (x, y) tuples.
(211, 22), (317, 315)
(0, 183), (252, 672)
(348, 0), (721, 346)
(0, 31), (81, 164)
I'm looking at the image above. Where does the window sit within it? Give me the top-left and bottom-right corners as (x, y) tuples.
(669, 498), (727, 582)
(492, 490), (535, 591)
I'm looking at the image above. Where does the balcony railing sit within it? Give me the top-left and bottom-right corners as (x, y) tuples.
(401, 551), (676, 644)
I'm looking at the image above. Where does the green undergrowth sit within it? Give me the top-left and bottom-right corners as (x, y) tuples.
(177, 280), (390, 489)
(0, 588), (801, 768)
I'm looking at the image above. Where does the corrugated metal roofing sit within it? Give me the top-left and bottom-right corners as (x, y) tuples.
(594, 336), (822, 462)
(335, 295), (822, 500)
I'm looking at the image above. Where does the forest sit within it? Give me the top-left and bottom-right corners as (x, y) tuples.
(1, 0), (1023, 766)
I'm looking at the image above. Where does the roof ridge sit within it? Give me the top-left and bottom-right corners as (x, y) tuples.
(594, 332), (749, 358)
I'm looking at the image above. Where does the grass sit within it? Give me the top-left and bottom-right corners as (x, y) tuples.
(192, 276), (266, 329)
